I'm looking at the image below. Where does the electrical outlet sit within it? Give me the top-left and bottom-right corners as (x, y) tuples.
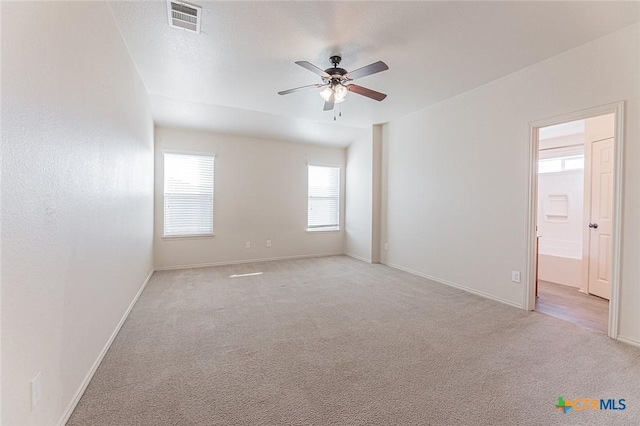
(245, 241), (251, 249)
(266, 239), (272, 248)
(31, 372), (42, 411)
(384, 243), (389, 251)
(512, 271), (521, 283)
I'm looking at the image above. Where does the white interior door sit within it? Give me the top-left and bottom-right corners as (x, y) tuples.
(587, 137), (613, 300)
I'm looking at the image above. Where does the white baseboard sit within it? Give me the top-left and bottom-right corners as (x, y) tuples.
(617, 335), (640, 349)
(154, 252), (345, 271)
(382, 261), (524, 310)
(345, 252), (372, 264)
(57, 269), (154, 426)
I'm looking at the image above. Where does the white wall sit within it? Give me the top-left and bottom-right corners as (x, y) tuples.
(537, 132), (586, 259)
(539, 132), (583, 150)
(537, 160), (584, 287)
(538, 254), (583, 288)
(1, 2), (154, 425)
(371, 125), (383, 263)
(154, 127), (345, 269)
(381, 24), (640, 342)
(537, 169), (584, 258)
(345, 129), (373, 262)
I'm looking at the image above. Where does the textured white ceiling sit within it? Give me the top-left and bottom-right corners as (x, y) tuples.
(109, 1), (640, 147)
(150, 94), (368, 147)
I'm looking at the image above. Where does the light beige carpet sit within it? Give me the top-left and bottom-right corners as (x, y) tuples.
(68, 256), (640, 425)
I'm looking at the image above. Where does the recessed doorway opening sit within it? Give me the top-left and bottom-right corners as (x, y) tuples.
(526, 103), (624, 338)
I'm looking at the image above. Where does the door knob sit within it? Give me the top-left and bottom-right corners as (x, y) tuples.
(589, 223), (599, 229)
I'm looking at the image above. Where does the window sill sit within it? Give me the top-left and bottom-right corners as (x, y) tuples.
(162, 234), (215, 240)
(307, 228), (341, 233)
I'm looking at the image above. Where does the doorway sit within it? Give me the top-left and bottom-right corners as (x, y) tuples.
(526, 103), (624, 338)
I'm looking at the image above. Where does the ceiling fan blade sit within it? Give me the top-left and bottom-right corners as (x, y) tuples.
(295, 61), (331, 79)
(278, 83), (325, 95)
(346, 61), (389, 80)
(323, 93), (335, 111)
(347, 84), (387, 101)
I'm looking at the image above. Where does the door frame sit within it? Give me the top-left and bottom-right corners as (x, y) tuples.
(525, 101), (625, 339)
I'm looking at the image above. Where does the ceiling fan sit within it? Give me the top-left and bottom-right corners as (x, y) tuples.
(278, 55), (389, 113)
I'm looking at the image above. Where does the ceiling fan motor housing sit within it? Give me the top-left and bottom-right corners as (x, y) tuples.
(323, 69), (347, 83)
(322, 55), (348, 83)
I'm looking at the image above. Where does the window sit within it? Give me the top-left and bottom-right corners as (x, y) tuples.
(163, 152), (214, 237)
(538, 155), (584, 174)
(308, 165), (340, 231)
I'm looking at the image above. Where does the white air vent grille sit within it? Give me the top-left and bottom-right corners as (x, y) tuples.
(167, 1), (201, 34)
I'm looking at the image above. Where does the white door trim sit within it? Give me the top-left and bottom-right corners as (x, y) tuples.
(525, 101), (624, 339)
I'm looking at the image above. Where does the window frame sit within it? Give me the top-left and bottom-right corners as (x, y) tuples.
(538, 154), (585, 175)
(307, 163), (341, 233)
(162, 150), (216, 239)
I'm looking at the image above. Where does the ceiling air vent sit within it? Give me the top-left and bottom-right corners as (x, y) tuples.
(167, 1), (201, 34)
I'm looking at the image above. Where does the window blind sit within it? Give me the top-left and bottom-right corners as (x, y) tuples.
(164, 152), (214, 237)
(308, 165), (340, 230)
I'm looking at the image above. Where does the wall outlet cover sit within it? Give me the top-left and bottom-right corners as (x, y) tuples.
(512, 271), (521, 283)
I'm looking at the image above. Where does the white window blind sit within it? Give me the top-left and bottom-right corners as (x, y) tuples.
(308, 165), (340, 230)
(164, 152), (214, 237)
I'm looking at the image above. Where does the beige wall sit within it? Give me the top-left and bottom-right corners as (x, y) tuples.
(371, 125), (383, 263)
(345, 129), (373, 262)
(154, 127), (345, 269)
(1, 2), (155, 425)
(381, 24), (640, 342)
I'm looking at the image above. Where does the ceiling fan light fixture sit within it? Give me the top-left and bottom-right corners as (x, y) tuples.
(319, 83), (347, 103)
(333, 84), (347, 101)
(319, 86), (333, 102)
